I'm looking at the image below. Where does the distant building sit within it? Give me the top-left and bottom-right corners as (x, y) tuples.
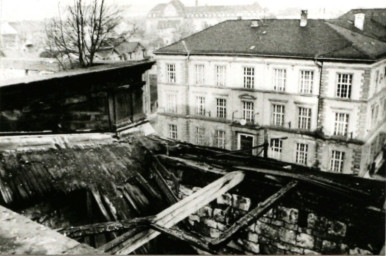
(154, 10), (386, 176)
(96, 40), (147, 61)
(146, 0), (267, 45)
(0, 22), (19, 49)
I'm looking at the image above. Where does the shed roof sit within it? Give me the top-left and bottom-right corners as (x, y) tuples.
(154, 19), (386, 62)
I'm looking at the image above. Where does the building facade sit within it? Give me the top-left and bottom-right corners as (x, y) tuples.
(154, 11), (386, 176)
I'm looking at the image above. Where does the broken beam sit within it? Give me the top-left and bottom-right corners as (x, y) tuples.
(103, 171), (245, 254)
(57, 217), (152, 238)
(150, 224), (217, 254)
(210, 180), (298, 246)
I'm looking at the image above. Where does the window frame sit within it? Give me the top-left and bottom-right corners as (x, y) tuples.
(273, 68), (287, 92)
(270, 138), (283, 159)
(272, 104), (285, 127)
(242, 101), (254, 122)
(165, 92), (177, 113)
(195, 96), (206, 116)
(166, 63), (176, 84)
(215, 65), (226, 87)
(330, 150), (345, 173)
(336, 73), (353, 99)
(214, 129), (226, 149)
(333, 112), (349, 136)
(299, 70), (314, 94)
(194, 64), (205, 85)
(216, 98), (227, 119)
(168, 124), (178, 139)
(243, 67), (255, 89)
(298, 107), (312, 130)
(195, 126), (205, 145)
(295, 143), (308, 165)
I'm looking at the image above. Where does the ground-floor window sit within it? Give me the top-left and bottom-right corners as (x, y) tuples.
(195, 127), (205, 145)
(214, 130), (226, 149)
(270, 138), (282, 159)
(296, 143), (308, 165)
(330, 150), (345, 173)
(168, 124), (177, 139)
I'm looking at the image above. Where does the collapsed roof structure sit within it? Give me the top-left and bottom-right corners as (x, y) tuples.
(0, 132), (384, 255)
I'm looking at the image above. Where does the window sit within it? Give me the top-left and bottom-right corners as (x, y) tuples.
(270, 139), (282, 159)
(296, 143), (308, 165)
(195, 96), (206, 116)
(272, 104), (285, 126)
(195, 64), (205, 85)
(216, 98), (227, 119)
(334, 113), (349, 136)
(216, 65), (226, 86)
(195, 127), (205, 145)
(298, 107), (312, 130)
(166, 93), (177, 113)
(242, 101), (254, 122)
(300, 70), (314, 94)
(330, 150), (345, 173)
(274, 69), (286, 91)
(166, 64), (176, 83)
(214, 130), (226, 149)
(168, 124), (177, 139)
(243, 67), (255, 89)
(336, 73), (352, 98)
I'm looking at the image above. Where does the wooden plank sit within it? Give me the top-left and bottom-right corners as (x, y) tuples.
(102, 171), (245, 254)
(101, 194), (118, 221)
(134, 171), (162, 200)
(151, 163), (178, 204)
(210, 180), (298, 245)
(91, 188), (112, 221)
(150, 224), (217, 254)
(57, 217), (152, 238)
(120, 187), (140, 214)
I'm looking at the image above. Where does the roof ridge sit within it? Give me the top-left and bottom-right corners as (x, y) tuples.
(154, 20), (231, 55)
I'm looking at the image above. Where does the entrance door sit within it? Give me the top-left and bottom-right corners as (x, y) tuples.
(238, 133), (254, 155)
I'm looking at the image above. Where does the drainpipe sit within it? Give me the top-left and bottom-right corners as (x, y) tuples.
(182, 40), (191, 143)
(314, 55), (323, 169)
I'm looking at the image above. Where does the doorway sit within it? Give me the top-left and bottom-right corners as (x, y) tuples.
(237, 133), (254, 155)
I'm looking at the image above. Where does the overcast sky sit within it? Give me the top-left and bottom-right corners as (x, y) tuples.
(1, 0), (385, 21)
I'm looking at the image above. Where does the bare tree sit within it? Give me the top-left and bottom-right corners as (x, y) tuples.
(45, 0), (133, 69)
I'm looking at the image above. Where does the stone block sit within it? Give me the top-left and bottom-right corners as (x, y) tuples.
(307, 213), (318, 229)
(248, 223), (256, 232)
(213, 208), (226, 223)
(349, 247), (372, 255)
(232, 195), (251, 211)
(284, 223), (298, 230)
(255, 222), (279, 240)
(189, 214), (200, 222)
(304, 249), (321, 255)
(278, 228), (297, 244)
(263, 208), (275, 218)
(338, 243), (349, 254)
(196, 206), (212, 218)
(216, 222), (227, 231)
(203, 218), (217, 229)
(217, 193), (232, 205)
(296, 233), (315, 249)
(247, 232), (259, 243)
(209, 228), (221, 238)
(271, 220), (284, 227)
(238, 239), (260, 254)
(259, 217), (271, 223)
(278, 206), (299, 224)
(327, 221), (347, 237)
(290, 246), (305, 254)
(321, 240), (337, 254)
(274, 241), (291, 250)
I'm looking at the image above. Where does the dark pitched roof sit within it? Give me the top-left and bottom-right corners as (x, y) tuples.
(155, 19), (386, 62)
(332, 8), (386, 42)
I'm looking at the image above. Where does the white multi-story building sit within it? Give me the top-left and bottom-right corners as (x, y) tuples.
(154, 10), (386, 176)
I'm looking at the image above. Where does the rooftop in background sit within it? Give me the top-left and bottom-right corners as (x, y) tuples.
(155, 17), (386, 62)
(0, 60), (154, 88)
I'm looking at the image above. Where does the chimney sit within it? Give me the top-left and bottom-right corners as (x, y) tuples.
(354, 13), (365, 30)
(251, 20), (259, 27)
(300, 10), (308, 27)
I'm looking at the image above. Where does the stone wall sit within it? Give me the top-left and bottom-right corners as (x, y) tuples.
(180, 186), (379, 255)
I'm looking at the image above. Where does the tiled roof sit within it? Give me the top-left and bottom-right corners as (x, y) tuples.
(154, 19), (386, 62)
(332, 8), (386, 42)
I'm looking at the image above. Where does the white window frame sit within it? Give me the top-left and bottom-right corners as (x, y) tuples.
(237, 133), (255, 150)
(330, 150), (345, 173)
(272, 104), (285, 126)
(166, 63), (176, 84)
(243, 67), (255, 89)
(195, 127), (205, 145)
(295, 143), (308, 165)
(214, 130), (226, 149)
(333, 112), (349, 136)
(168, 124), (177, 139)
(336, 73), (353, 99)
(298, 107), (312, 130)
(195, 64), (205, 85)
(216, 98), (227, 119)
(166, 92), (177, 113)
(242, 101), (254, 122)
(215, 65), (226, 87)
(300, 70), (314, 94)
(273, 68), (286, 91)
(195, 96), (206, 116)
(270, 138), (282, 159)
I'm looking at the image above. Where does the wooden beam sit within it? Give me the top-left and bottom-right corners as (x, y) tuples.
(151, 163), (179, 204)
(57, 217), (152, 238)
(91, 188), (112, 221)
(210, 180), (298, 246)
(149, 224), (217, 254)
(101, 171), (245, 254)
